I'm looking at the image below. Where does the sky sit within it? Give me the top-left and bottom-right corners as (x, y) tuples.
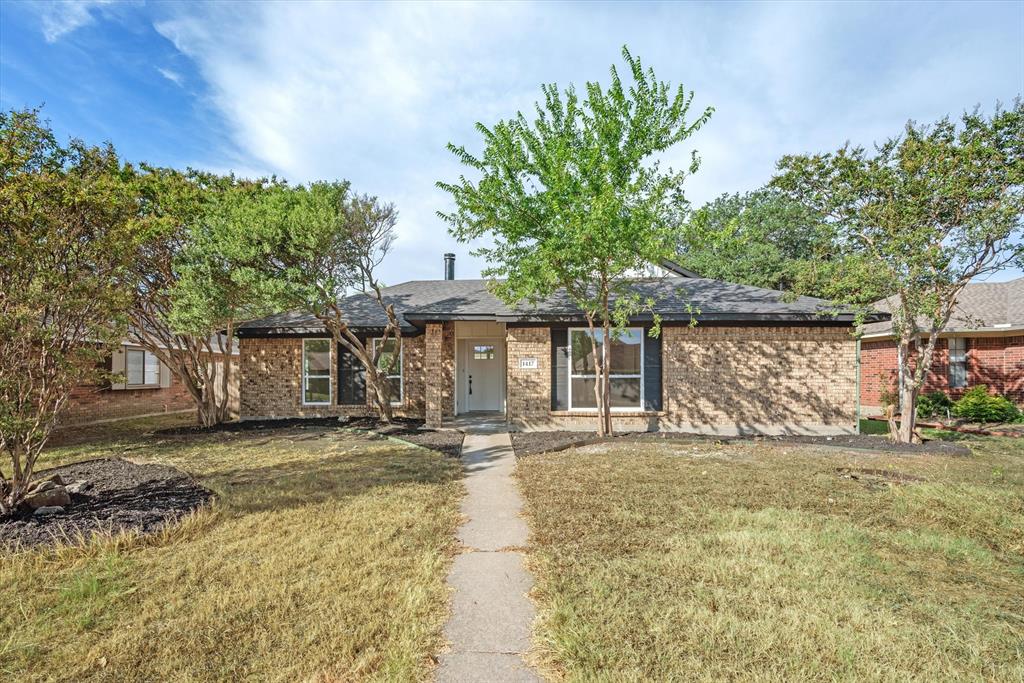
(2, 0), (1023, 283)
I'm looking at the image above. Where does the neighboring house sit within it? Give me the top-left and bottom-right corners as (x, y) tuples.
(860, 277), (1024, 413)
(61, 336), (240, 426)
(236, 256), (883, 436)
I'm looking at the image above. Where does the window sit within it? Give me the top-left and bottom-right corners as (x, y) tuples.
(569, 328), (643, 410)
(302, 339), (331, 405)
(473, 344), (495, 360)
(374, 337), (402, 405)
(126, 349), (160, 386)
(948, 337), (968, 388)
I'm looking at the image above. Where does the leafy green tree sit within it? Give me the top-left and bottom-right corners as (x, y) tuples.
(129, 169), (279, 427)
(439, 47), (712, 435)
(677, 189), (834, 295)
(240, 182), (405, 422)
(774, 103), (1024, 443)
(0, 109), (143, 514)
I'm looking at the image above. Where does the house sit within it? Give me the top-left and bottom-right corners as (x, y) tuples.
(860, 277), (1024, 413)
(236, 255), (883, 436)
(61, 336), (240, 426)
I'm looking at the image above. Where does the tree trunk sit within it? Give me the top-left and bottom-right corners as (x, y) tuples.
(602, 317), (613, 437)
(897, 376), (918, 444)
(585, 316), (606, 437)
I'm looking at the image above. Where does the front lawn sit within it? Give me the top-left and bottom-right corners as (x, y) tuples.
(518, 437), (1024, 680)
(2, 417), (463, 681)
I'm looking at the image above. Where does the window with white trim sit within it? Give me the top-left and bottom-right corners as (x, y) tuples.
(948, 337), (968, 388)
(302, 339), (332, 405)
(374, 337), (402, 405)
(569, 328), (643, 410)
(126, 349), (160, 386)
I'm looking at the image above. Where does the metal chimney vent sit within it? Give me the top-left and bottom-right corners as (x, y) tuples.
(444, 253), (455, 280)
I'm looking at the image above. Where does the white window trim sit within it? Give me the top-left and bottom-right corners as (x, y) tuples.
(567, 327), (644, 412)
(302, 338), (332, 406)
(125, 348), (161, 388)
(373, 337), (403, 406)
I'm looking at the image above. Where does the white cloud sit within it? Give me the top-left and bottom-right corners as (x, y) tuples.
(156, 66), (183, 86)
(37, 0), (114, 42)
(151, 1), (1024, 282)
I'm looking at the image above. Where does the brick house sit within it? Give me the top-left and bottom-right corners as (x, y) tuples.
(860, 277), (1024, 413)
(236, 257), (884, 436)
(62, 337), (240, 426)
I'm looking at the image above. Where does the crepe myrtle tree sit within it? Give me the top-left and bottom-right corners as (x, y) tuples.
(773, 102), (1024, 443)
(245, 182), (404, 422)
(439, 46), (712, 436)
(0, 109), (143, 514)
(129, 169), (280, 427)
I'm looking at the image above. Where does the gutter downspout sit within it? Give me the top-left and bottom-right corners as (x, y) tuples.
(855, 337), (862, 434)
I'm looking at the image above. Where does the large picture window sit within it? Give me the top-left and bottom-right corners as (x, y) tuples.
(569, 328), (643, 410)
(126, 349), (160, 386)
(302, 338), (331, 405)
(948, 337), (968, 389)
(374, 337), (402, 405)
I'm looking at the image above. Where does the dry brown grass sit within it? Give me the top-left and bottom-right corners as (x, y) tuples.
(518, 436), (1024, 681)
(2, 418), (463, 682)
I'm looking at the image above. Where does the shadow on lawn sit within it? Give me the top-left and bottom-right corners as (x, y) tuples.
(198, 440), (462, 515)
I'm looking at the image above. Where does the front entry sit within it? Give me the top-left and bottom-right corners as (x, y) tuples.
(458, 338), (504, 413)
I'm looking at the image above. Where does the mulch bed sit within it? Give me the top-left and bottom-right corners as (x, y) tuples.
(155, 416), (465, 458)
(511, 430), (971, 458)
(1, 458), (213, 550)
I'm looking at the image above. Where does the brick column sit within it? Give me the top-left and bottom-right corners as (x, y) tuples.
(425, 322), (455, 427)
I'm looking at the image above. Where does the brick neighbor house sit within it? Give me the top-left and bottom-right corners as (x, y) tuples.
(860, 277), (1024, 414)
(62, 336), (240, 426)
(235, 256), (886, 436)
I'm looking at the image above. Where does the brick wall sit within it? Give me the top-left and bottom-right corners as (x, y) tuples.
(63, 380), (195, 425)
(240, 335), (427, 420)
(424, 323), (455, 427)
(861, 334), (1024, 408)
(507, 325), (858, 435)
(61, 351), (239, 426)
(506, 327), (550, 422)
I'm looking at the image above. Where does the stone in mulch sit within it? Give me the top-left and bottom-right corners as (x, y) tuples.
(1, 458), (213, 550)
(512, 430), (971, 458)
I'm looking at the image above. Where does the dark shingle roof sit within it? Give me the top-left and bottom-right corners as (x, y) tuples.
(238, 277), (879, 336)
(862, 277), (1024, 337)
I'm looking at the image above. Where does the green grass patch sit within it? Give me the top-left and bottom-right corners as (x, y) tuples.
(518, 437), (1024, 681)
(2, 416), (463, 681)
(858, 418), (890, 435)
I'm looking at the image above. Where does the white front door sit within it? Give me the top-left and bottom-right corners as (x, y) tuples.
(462, 339), (503, 412)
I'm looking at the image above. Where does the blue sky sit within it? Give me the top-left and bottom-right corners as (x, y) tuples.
(2, 1), (1022, 283)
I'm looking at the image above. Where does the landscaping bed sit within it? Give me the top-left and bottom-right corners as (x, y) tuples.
(511, 429), (970, 458)
(1, 458), (213, 549)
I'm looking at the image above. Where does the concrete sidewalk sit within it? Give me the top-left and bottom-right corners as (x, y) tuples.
(436, 430), (540, 682)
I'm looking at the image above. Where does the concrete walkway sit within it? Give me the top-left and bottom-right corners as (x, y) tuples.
(436, 427), (540, 682)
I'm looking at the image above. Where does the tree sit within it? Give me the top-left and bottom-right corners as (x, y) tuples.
(676, 189), (834, 295)
(773, 103), (1024, 443)
(129, 169), (276, 427)
(0, 109), (143, 514)
(438, 46), (712, 435)
(242, 183), (405, 421)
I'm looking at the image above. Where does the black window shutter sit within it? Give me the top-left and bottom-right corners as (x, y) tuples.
(338, 341), (366, 405)
(643, 332), (662, 411)
(551, 328), (569, 410)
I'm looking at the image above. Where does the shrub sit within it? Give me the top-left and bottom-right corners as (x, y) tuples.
(953, 386), (1022, 423)
(917, 391), (953, 420)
